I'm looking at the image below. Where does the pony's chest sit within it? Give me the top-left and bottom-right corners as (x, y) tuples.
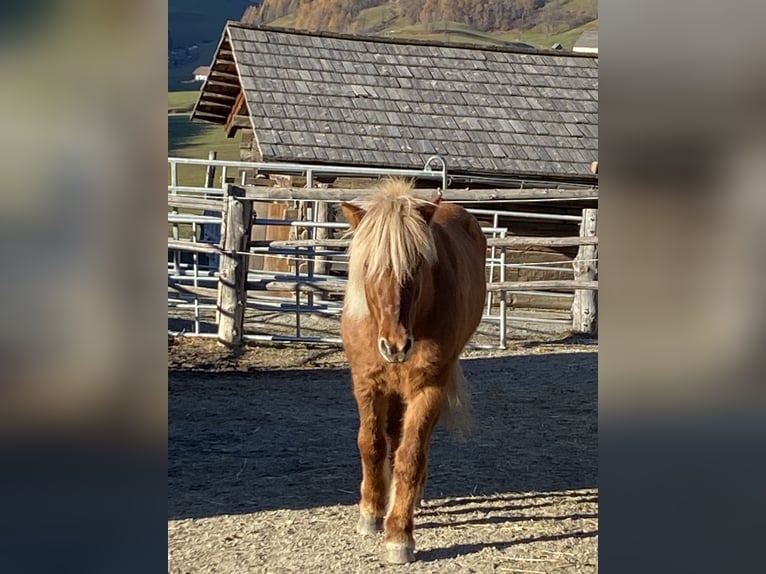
(354, 356), (438, 396)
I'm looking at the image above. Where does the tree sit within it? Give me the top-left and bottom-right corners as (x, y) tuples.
(419, 0), (441, 32)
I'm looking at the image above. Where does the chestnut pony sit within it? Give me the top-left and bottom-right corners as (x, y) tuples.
(340, 179), (486, 563)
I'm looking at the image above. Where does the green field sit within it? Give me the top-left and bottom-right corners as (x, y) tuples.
(168, 119), (242, 189)
(168, 90), (201, 114)
(168, 91), (242, 192)
(496, 19), (598, 50)
(168, 91), (242, 238)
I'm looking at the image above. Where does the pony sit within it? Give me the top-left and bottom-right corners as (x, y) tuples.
(340, 178), (487, 563)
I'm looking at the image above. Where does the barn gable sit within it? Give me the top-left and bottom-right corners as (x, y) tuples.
(192, 23), (598, 185)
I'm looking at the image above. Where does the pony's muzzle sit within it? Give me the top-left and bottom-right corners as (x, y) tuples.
(378, 336), (414, 363)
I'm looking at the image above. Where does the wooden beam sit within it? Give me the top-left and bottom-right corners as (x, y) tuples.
(205, 79), (241, 90)
(213, 58), (237, 71)
(225, 116), (251, 137)
(191, 110), (226, 123)
(488, 236), (598, 247)
(230, 116), (250, 128)
(168, 239), (220, 254)
(249, 280), (348, 294)
(168, 196), (223, 212)
(487, 280), (598, 292)
(225, 92), (245, 128)
(217, 186), (252, 347)
(242, 185), (597, 202)
(196, 100), (232, 110)
(245, 279), (597, 294)
(202, 92), (238, 103)
(168, 281), (219, 299)
(571, 208), (598, 334)
(225, 91), (248, 136)
(210, 70), (240, 81)
(265, 236), (597, 249)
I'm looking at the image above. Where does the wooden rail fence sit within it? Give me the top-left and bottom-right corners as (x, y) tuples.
(168, 184), (599, 347)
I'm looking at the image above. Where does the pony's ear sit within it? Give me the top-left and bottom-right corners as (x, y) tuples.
(341, 202), (366, 230)
(418, 202), (438, 225)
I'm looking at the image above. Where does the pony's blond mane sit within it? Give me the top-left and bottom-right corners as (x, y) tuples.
(344, 180), (438, 319)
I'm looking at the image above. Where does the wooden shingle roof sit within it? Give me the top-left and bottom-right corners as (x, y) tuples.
(193, 23), (598, 183)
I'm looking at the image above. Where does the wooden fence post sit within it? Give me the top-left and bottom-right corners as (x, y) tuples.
(217, 184), (252, 347)
(314, 200), (329, 276)
(572, 208), (598, 335)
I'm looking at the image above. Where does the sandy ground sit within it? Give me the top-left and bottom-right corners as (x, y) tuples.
(168, 337), (597, 573)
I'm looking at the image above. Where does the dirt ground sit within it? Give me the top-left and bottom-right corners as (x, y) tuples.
(168, 337), (598, 573)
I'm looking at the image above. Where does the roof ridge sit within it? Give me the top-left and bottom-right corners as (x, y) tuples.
(224, 21), (598, 60)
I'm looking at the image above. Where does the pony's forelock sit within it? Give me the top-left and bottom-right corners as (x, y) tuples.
(344, 180), (438, 319)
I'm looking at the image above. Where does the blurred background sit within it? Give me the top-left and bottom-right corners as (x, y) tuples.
(0, 1), (167, 572)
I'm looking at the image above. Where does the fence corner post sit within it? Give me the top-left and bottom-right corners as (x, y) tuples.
(572, 208), (598, 336)
(217, 184), (252, 348)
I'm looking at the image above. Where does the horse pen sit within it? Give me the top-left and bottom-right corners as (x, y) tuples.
(168, 158), (598, 572)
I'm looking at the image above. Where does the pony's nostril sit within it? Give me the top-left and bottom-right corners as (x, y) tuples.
(378, 338), (390, 357)
(403, 337), (413, 355)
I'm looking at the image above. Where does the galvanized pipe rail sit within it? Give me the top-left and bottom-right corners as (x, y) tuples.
(168, 157), (598, 346)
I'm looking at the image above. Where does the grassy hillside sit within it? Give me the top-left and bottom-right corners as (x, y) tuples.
(168, 0), (596, 168)
(497, 18), (598, 50)
(267, 0), (596, 50)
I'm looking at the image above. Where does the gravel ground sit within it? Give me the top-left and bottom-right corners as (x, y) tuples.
(168, 338), (597, 573)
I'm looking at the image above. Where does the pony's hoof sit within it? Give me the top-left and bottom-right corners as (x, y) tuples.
(356, 515), (383, 536)
(385, 542), (415, 564)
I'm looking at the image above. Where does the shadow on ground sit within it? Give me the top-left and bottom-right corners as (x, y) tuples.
(168, 352), (597, 520)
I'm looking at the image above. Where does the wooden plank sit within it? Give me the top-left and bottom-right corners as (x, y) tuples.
(266, 236), (597, 249)
(249, 280), (348, 294)
(202, 92), (238, 103)
(489, 236), (598, 247)
(225, 91), (248, 136)
(488, 280), (598, 291)
(248, 279), (596, 294)
(168, 196), (223, 211)
(168, 282), (219, 299)
(168, 239), (220, 254)
(571, 208), (598, 334)
(217, 186), (252, 347)
(229, 116), (251, 128)
(243, 185), (597, 202)
(196, 100), (232, 110)
(205, 79), (240, 89)
(313, 200), (329, 277)
(267, 239), (349, 249)
(191, 110), (226, 123)
(212, 57), (236, 67)
(209, 70), (240, 81)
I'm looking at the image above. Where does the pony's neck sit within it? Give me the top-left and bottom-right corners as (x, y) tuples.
(412, 260), (436, 329)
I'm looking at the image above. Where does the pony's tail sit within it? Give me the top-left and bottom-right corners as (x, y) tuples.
(440, 361), (474, 442)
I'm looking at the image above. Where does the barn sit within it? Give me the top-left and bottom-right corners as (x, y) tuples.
(180, 22), (598, 339)
(191, 22), (598, 187)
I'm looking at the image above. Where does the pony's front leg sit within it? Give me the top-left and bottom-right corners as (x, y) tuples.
(354, 387), (389, 536)
(384, 386), (442, 563)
